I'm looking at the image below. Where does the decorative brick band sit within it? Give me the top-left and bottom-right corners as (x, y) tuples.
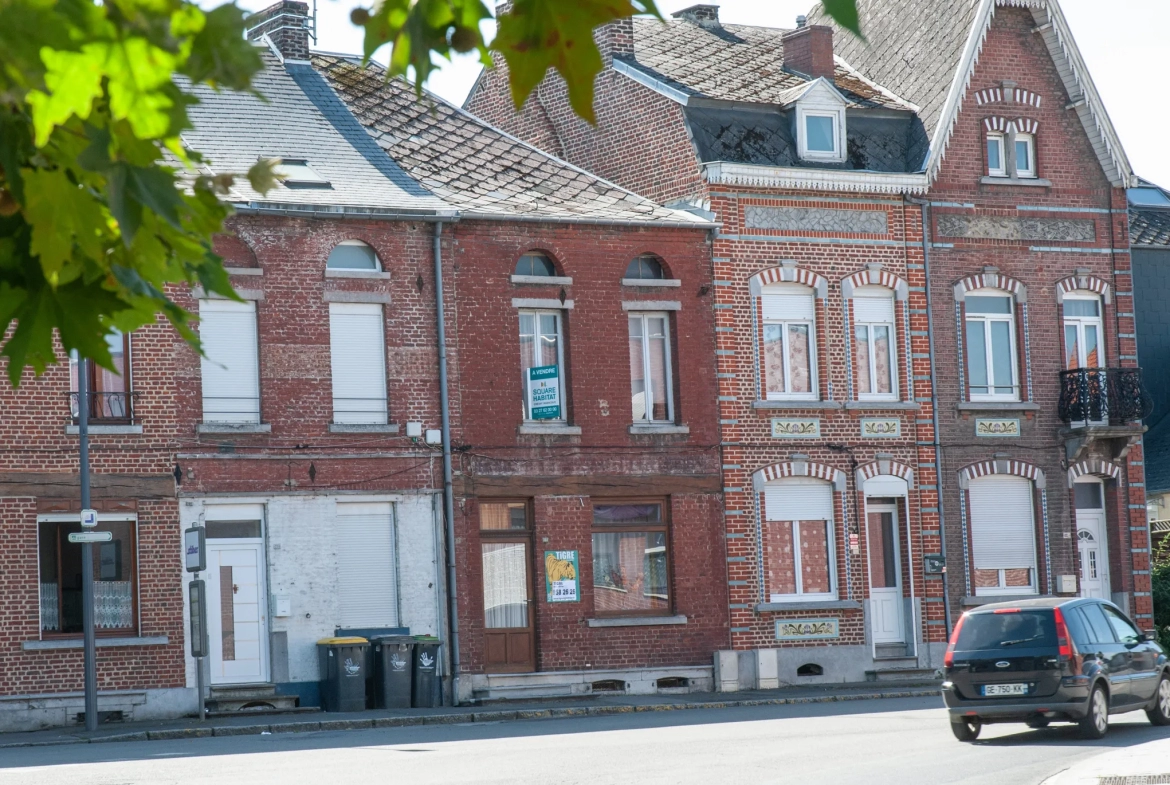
(841, 268), (909, 301)
(1067, 458), (1123, 485)
(981, 117), (1039, 134)
(953, 270), (1025, 300)
(1055, 273), (1111, 303)
(752, 460), (846, 491)
(855, 459), (915, 489)
(975, 87), (1042, 108)
(959, 459), (1046, 489)
(749, 264), (828, 298)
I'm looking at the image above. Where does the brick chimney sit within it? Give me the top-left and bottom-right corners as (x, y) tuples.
(598, 16), (634, 63)
(245, 1), (312, 61)
(672, 4), (720, 26)
(782, 23), (835, 81)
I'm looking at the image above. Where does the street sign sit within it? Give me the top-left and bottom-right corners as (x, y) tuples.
(184, 526), (206, 573)
(68, 531), (112, 543)
(80, 508), (98, 528)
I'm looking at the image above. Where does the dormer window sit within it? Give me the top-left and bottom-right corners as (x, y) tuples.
(804, 114), (837, 154)
(273, 158), (331, 189)
(794, 81), (847, 163)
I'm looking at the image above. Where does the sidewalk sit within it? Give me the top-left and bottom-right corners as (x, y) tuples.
(1041, 736), (1170, 785)
(0, 682), (940, 750)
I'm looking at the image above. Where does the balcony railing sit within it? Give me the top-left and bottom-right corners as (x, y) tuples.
(1057, 367), (1151, 426)
(68, 391), (138, 424)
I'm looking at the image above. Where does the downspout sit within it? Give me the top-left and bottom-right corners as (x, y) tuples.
(906, 196), (953, 638)
(433, 221), (461, 705)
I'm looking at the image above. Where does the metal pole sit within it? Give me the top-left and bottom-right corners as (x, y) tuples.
(196, 576), (206, 722)
(78, 357), (98, 732)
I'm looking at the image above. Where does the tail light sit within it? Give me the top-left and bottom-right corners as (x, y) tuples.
(1053, 607), (1077, 665)
(944, 613), (966, 669)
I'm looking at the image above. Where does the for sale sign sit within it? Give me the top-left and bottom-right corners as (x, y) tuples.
(528, 365), (561, 420)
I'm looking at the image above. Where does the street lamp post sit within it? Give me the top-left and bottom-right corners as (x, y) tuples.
(78, 357), (98, 732)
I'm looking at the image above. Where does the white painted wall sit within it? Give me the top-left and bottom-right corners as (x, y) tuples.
(182, 493), (442, 687)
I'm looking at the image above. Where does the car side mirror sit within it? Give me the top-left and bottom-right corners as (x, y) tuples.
(1143, 630), (1159, 643)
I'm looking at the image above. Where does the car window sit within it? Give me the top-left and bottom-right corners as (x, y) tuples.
(1078, 603), (1117, 644)
(955, 610), (1056, 650)
(1102, 606), (1141, 644)
(1062, 605), (1091, 649)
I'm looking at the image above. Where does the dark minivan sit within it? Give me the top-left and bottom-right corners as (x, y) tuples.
(942, 597), (1169, 740)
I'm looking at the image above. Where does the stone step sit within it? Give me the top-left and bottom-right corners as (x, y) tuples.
(863, 667), (941, 683)
(205, 705), (319, 719)
(208, 684), (278, 700)
(874, 643), (908, 659)
(206, 683), (301, 713)
(474, 682), (579, 702)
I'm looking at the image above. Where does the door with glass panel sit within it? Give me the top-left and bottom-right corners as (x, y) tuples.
(479, 502), (535, 673)
(1075, 479), (1110, 599)
(1064, 296), (1105, 423)
(865, 500), (904, 644)
(204, 519), (268, 685)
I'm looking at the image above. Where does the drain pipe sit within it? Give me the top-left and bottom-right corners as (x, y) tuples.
(433, 221), (461, 705)
(906, 196), (953, 640)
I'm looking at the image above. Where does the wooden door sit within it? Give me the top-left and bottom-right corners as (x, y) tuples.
(479, 502), (535, 673)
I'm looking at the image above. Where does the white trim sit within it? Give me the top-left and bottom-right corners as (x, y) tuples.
(703, 162), (930, 194)
(512, 298), (573, 310)
(621, 278), (681, 288)
(37, 512), (138, 523)
(511, 274), (573, 286)
(325, 269), (391, 280)
(795, 82), (848, 163)
(612, 59), (691, 105)
(622, 300), (681, 311)
(323, 290), (391, 304)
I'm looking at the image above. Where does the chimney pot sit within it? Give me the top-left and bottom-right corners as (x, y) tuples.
(796, 15), (807, 28)
(781, 25), (834, 81)
(246, 1), (312, 61)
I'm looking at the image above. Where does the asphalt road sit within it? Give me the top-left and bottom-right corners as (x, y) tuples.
(2, 697), (1168, 785)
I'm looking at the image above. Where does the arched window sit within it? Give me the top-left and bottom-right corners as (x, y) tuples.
(327, 240), (381, 271)
(964, 288), (1019, 401)
(624, 254), (665, 280)
(514, 252), (557, 277)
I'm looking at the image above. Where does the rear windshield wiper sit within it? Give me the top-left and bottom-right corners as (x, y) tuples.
(999, 636), (1041, 647)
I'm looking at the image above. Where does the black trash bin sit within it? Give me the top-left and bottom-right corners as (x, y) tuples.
(317, 636), (369, 712)
(371, 636), (415, 709)
(411, 636), (442, 708)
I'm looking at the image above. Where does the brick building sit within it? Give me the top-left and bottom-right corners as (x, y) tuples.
(467, 0), (1153, 683)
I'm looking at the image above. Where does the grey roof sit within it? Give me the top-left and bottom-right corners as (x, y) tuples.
(625, 16), (915, 110)
(182, 49), (449, 215)
(1142, 415), (1170, 496)
(1132, 240), (1170, 490)
(807, 0), (978, 142)
(312, 54), (705, 225)
(1131, 208), (1170, 247)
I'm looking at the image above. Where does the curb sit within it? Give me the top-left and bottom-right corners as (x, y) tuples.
(0, 687), (940, 750)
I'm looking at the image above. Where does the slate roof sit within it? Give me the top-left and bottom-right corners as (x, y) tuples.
(1131, 208), (1170, 247)
(311, 54), (705, 225)
(625, 16), (914, 110)
(182, 49), (449, 215)
(1142, 415), (1170, 495)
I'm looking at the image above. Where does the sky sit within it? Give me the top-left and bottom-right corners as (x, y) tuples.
(231, 0), (1170, 187)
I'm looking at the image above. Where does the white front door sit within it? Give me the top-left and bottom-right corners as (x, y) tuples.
(1075, 480), (1110, 599)
(206, 540), (268, 684)
(866, 503), (904, 644)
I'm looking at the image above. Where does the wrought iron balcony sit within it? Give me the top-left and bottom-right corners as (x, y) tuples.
(1057, 367), (1152, 426)
(68, 391), (139, 424)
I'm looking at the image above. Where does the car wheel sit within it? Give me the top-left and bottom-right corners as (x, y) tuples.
(1078, 685), (1109, 739)
(950, 718), (981, 742)
(1147, 675), (1170, 726)
(1025, 718), (1050, 729)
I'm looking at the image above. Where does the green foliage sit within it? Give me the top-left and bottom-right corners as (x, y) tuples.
(0, 0), (267, 384)
(1153, 538), (1170, 649)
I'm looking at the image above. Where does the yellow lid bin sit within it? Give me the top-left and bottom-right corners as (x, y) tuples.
(317, 636), (368, 645)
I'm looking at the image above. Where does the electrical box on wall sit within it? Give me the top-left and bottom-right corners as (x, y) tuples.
(406, 422), (423, 438)
(425, 429), (441, 445)
(274, 595), (291, 617)
(1057, 575), (1077, 594)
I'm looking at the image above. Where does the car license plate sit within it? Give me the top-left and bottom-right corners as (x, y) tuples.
(982, 683), (1028, 697)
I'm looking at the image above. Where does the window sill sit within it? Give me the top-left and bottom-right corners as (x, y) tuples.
(23, 635), (169, 651)
(65, 424), (143, 435)
(980, 176), (1052, 187)
(225, 267), (263, 276)
(511, 274), (572, 286)
(622, 300), (681, 312)
(622, 278), (681, 288)
(844, 401), (919, 410)
(587, 615), (687, 628)
(756, 601), (861, 612)
(329, 423), (399, 433)
(955, 402), (1040, 412)
(962, 594), (1042, 607)
(325, 269), (391, 279)
(629, 424), (690, 435)
(753, 400), (842, 410)
(196, 422), (271, 434)
(518, 423), (582, 436)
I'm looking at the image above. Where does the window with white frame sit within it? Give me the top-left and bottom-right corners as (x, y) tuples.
(329, 303), (388, 424)
(987, 132), (1006, 177)
(1063, 294), (1104, 370)
(795, 86), (847, 163)
(628, 313), (673, 423)
(852, 287), (897, 400)
(761, 284), (817, 400)
(327, 240), (381, 271)
(519, 310), (564, 421)
(199, 299), (260, 423)
(764, 477), (837, 602)
(1014, 133), (1035, 178)
(968, 475), (1038, 595)
(964, 290), (1019, 401)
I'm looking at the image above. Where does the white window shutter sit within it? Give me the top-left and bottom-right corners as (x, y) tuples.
(336, 503), (398, 628)
(765, 478), (833, 521)
(199, 300), (260, 422)
(853, 290), (895, 323)
(329, 303), (388, 424)
(762, 289), (815, 321)
(969, 476), (1037, 569)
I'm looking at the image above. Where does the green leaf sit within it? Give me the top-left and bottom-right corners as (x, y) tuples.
(246, 158), (280, 194)
(822, 0), (863, 38)
(184, 4), (264, 90)
(20, 167), (104, 278)
(25, 44), (106, 146)
(104, 38), (179, 139)
(358, 0), (491, 89)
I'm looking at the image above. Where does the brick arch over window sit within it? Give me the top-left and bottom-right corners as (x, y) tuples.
(841, 267), (908, 300)
(975, 87), (1042, 108)
(981, 117), (1039, 135)
(953, 270), (1026, 301)
(752, 460), (846, 492)
(1067, 458), (1123, 486)
(749, 263), (828, 298)
(856, 458), (914, 490)
(1055, 274), (1111, 304)
(958, 459), (1046, 490)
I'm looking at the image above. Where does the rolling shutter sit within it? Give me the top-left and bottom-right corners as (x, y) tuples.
(199, 300), (260, 422)
(764, 477), (833, 521)
(853, 288), (895, 323)
(329, 303), (388, 424)
(969, 476), (1037, 570)
(336, 503), (398, 627)
(761, 287), (815, 321)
